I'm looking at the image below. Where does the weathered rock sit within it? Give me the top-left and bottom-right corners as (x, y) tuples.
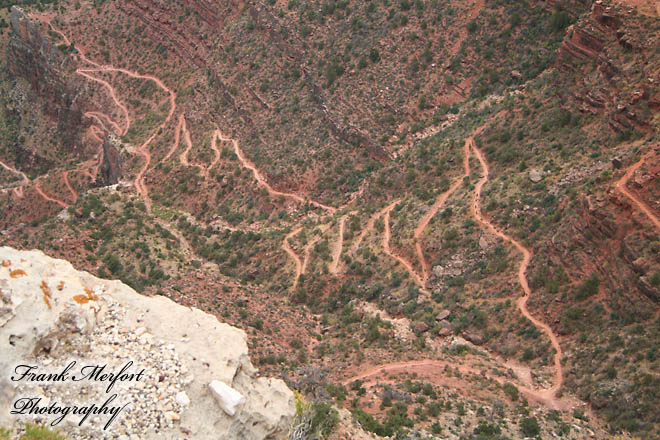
(176, 391), (191, 407)
(438, 328), (452, 337)
(436, 310), (451, 321)
(0, 247), (295, 439)
(529, 169), (543, 183)
(413, 322), (429, 333)
(95, 134), (124, 186)
(209, 380), (246, 416)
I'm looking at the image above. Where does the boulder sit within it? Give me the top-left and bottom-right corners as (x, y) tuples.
(529, 169), (543, 183)
(439, 319), (452, 330)
(413, 322), (430, 333)
(435, 310), (451, 321)
(209, 380), (246, 416)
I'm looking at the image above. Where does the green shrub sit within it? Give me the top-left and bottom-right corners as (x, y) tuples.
(520, 417), (540, 437)
(503, 382), (519, 401)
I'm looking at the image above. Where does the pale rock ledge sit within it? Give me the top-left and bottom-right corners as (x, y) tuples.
(0, 246), (295, 439)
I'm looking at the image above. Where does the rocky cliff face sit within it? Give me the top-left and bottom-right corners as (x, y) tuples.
(8, 7), (84, 151)
(0, 247), (295, 439)
(556, 0), (658, 134)
(95, 134), (124, 187)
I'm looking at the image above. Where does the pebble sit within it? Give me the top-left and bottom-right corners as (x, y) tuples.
(17, 300), (190, 440)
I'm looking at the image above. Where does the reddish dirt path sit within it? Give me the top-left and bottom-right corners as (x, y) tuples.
(76, 72), (129, 135)
(413, 140), (471, 283)
(348, 202), (426, 290)
(163, 114), (186, 162)
(43, 19), (178, 210)
(382, 201), (426, 289)
(0, 159), (29, 197)
(178, 115), (194, 168)
(342, 357), (571, 411)
(330, 214), (348, 274)
(81, 66), (176, 212)
(282, 227), (303, 289)
(34, 177), (68, 208)
(232, 136), (336, 214)
(207, 127), (223, 178)
(172, 115), (222, 179)
(469, 138), (563, 400)
(62, 171), (77, 201)
(615, 150), (660, 233)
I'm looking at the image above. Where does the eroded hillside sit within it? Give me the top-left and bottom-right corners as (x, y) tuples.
(0, 0), (658, 438)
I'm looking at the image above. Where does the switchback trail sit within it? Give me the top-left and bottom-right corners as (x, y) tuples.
(469, 138), (564, 400)
(34, 177), (68, 208)
(342, 357), (571, 410)
(348, 202), (427, 291)
(62, 171), (77, 201)
(172, 115), (223, 179)
(616, 149), (660, 233)
(178, 115), (194, 168)
(330, 214), (348, 274)
(382, 201), (426, 289)
(413, 139), (471, 283)
(0, 159), (29, 197)
(282, 227), (303, 289)
(232, 136), (336, 214)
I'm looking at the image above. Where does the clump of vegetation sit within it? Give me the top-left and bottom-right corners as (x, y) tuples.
(0, 424), (67, 440)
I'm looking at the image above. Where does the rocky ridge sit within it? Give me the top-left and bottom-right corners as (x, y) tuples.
(0, 246), (295, 439)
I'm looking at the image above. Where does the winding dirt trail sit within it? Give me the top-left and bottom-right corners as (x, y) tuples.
(330, 214), (348, 274)
(172, 115), (222, 179)
(232, 137), (336, 214)
(469, 138), (563, 400)
(382, 201), (426, 288)
(207, 128), (223, 178)
(178, 115), (194, 168)
(62, 171), (77, 201)
(76, 73), (129, 135)
(615, 150), (660, 233)
(282, 227), (303, 289)
(0, 159), (29, 197)
(348, 202), (426, 290)
(34, 177), (68, 208)
(342, 357), (570, 410)
(413, 140), (471, 283)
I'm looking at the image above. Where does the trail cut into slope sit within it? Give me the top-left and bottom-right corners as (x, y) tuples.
(413, 140), (471, 283)
(282, 227), (303, 289)
(330, 214), (349, 274)
(382, 201), (426, 289)
(34, 177), (68, 208)
(232, 137), (336, 214)
(469, 138), (563, 400)
(0, 159), (29, 197)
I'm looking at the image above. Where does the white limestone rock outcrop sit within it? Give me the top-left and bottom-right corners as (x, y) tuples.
(0, 246), (295, 439)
